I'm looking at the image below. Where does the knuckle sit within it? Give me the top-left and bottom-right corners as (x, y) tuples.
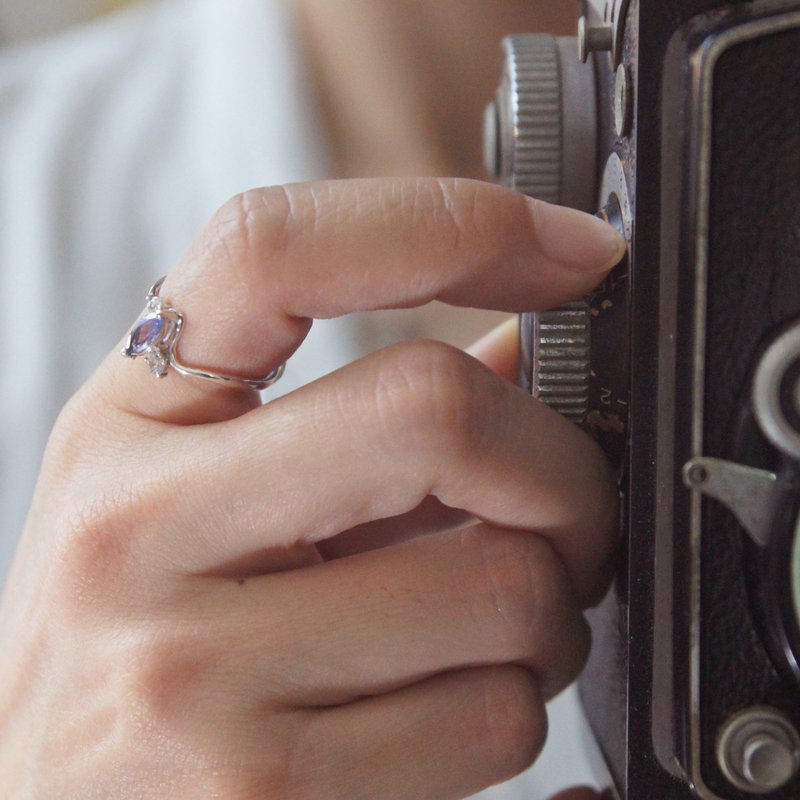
(469, 530), (562, 651)
(468, 530), (593, 699)
(50, 471), (180, 606)
(209, 190), (262, 264)
(51, 487), (141, 600)
(205, 190), (272, 281)
(125, 629), (221, 730)
(202, 185), (302, 281)
(476, 666), (547, 781)
(372, 340), (494, 456)
(408, 177), (467, 251)
(125, 630), (300, 795)
(414, 177), (527, 252)
(264, 714), (321, 800)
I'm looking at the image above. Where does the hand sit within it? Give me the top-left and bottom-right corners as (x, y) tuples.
(0, 178), (624, 798)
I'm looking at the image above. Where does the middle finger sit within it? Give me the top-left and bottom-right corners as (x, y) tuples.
(148, 341), (616, 604)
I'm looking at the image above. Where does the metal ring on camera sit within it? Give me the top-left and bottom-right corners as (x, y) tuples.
(121, 276), (285, 392)
(753, 322), (800, 460)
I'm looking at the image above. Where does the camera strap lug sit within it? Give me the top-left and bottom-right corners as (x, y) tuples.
(683, 457), (790, 548)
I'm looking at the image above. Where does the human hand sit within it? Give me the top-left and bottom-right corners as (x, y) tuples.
(0, 178), (624, 798)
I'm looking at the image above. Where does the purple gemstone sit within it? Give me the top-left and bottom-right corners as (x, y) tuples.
(126, 314), (164, 356)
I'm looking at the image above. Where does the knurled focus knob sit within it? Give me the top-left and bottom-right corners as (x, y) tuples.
(484, 35), (560, 202)
(485, 35), (598, 423)
(529, 301), (592, 422)
(484, 35), (597, 211)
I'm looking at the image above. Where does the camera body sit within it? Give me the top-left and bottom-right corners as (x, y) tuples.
(485, 1), (800, 797)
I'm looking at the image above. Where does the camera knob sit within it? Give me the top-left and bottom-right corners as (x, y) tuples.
(526, 301), (592, 422)
(484, 35), (597, 212)
(717, 707), (800, 793)
(485, 35), (602, 425)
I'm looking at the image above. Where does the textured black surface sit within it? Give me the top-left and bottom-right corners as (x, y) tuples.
(700, 25), (800, 799)
(578, 2), (800, 799)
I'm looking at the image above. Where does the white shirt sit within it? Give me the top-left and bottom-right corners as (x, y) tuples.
(0, 1), (606, 796)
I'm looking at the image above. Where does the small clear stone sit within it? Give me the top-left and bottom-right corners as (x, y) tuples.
(146, 351), (169, 378)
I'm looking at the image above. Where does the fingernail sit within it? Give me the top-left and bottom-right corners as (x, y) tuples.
(529, 198), (627, 273)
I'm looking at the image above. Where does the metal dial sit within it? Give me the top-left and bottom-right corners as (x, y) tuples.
(484, 35), (598, 211)
(529, 301), (592, 422)
(485, 34), (599, 424)
(484, 35), (561, 202)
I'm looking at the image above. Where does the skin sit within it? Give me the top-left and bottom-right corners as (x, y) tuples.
(0, 3), (620, 798)
(292, 0), (580, 177)
(0, 180), (622, 798)
(292, 0), (584, 347)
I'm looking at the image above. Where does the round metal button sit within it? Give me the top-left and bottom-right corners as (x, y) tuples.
(717, 707), (800, 793)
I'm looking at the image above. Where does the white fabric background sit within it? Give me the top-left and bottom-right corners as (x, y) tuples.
(0, 1), (610, 796)
(0, 0), (130, 42)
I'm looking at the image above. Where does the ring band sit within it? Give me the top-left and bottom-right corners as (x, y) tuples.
(122, 276), (285, 391)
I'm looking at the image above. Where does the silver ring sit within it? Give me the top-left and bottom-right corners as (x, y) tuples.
(121, 276), (285, 391)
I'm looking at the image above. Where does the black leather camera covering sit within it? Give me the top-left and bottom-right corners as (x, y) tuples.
(700, 25), (800, 798)
(580, 2), (800, 798)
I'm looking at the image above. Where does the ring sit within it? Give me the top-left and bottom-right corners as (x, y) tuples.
(121, 277), (285, 391)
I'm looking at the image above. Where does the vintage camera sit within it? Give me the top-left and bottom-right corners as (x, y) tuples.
(484, 1), (800, 797)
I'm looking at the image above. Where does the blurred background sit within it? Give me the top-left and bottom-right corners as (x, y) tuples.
(0, 0), (513, 364)
(0, 0), (132, 42)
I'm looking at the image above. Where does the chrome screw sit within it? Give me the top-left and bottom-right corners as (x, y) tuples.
(717, 707), (800, 794)
(578, 16), (613, 63)
(614, 64), (631, 137)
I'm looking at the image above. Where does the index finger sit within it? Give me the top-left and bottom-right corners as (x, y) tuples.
(96, 178), (624, 424)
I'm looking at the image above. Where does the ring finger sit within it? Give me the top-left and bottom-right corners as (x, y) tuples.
(192, 525), (589, 708)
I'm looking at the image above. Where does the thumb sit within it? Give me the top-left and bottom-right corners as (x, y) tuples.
(465, 316), (520, 382)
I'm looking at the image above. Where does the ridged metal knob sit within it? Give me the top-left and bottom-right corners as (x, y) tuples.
(484, 34), (597, 210)
(532, 301), (592, 423)
(485, 35), (597, 423)
(484, 35), (562, 202)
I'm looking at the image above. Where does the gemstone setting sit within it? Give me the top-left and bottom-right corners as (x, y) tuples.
(126, 314), (164, 356)
(122, 292), (182, 379)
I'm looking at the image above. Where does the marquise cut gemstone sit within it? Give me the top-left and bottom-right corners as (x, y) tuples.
(127, 314), (164, 356)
